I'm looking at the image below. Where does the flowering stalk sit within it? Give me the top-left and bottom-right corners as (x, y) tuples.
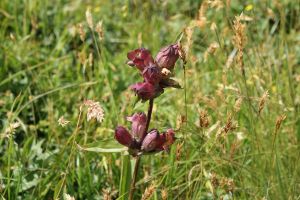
(129, 99), (153, 200)
(114, 43), (183, 199)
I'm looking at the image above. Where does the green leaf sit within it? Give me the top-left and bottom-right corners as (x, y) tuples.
(118, 155), (131, 200)
(76, 143), (127, 153)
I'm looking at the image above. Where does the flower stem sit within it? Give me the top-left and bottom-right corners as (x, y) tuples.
(129, 99), (154, 200)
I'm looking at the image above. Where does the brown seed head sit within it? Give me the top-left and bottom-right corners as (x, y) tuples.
(258, 91), (269, 114)
(141, 184), (156, 200)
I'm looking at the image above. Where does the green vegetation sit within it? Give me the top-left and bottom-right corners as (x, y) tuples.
(0, 0), (299, 199)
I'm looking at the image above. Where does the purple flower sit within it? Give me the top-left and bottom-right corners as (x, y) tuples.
(114, 126), (133, 147)
(142, 65), (162, 84)
(127, 48), (155, 71)
(141, 129), (161, 152)
(130, 82), (163, 101)
(127, 112), (147, 142)
(155, 43), (179, 70)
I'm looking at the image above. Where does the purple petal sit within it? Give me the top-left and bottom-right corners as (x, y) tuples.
(114, 126), (133, 147)
(127, 112), (147, 142)
(130, 82), (164, 101)
(142, 65), (162, 84)
(127, 48), (155, 71)
(141, 129), (160, 152)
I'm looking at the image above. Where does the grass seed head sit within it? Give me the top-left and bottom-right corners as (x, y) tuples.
(76, 23), (86, 42)
(275, 114), (286, 131)
(141, 183), (156, 200)
(258, 90), (269, 114)
(95, 21), (104, 40)
(161, 188), (168, 200)
(85, 8), (94, 29)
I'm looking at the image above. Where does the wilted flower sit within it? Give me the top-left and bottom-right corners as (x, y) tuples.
(127, 112), (147, 142)
(115, 126), (134, 147)
(155, 43), (179, 70)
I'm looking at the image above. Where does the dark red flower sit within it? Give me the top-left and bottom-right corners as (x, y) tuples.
(127, 48), (155, 71)
(155, 43), (179, 70)
(142, 65), (162, 84)
(130, 82), (163, 101)
(115, 126), (133, 147)
(141, 129), (162, 152)
(127, 112), (147, 142)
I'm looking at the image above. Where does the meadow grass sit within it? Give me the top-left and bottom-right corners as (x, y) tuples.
(0, 0), (299, 199)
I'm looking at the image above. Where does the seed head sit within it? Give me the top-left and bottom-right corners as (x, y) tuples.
(85, 8), (94, 29)
(141, 184), (156, 200)
(258, 90), (269, 115)
(83, 100), (105, 123)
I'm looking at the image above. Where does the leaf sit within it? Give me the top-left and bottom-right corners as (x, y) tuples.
(118, 155), (131, 200)
(76, 143), (127, 153)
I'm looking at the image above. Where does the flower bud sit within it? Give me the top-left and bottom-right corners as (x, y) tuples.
(155, 44), (179, 70)
(130, 82), (163, 101)
(114, 126), (133, 147)
(127, 48), (154, 71)
(141, 129), (160, 152)
(127, 112), (147, 142)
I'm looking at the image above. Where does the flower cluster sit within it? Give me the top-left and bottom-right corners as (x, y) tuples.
(115, 113), (176, 155)
(115, 43), (182, 155)
(128, 44), (181, 101)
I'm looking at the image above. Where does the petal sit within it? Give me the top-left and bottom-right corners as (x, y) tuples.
(130, 82), (164, 101)
(141, 129), (160, 152)
(142, 65), (162, 84)
(127, 48), (155, 71)
(127, 112), (147, 142)
(114, 126), (133, 147)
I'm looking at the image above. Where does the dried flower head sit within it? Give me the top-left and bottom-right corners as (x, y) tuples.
(83, 100), (105, 123)
(58, 116), (70, 127)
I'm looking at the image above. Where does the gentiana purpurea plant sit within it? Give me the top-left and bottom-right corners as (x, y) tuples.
(114, 43), (184, 199)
